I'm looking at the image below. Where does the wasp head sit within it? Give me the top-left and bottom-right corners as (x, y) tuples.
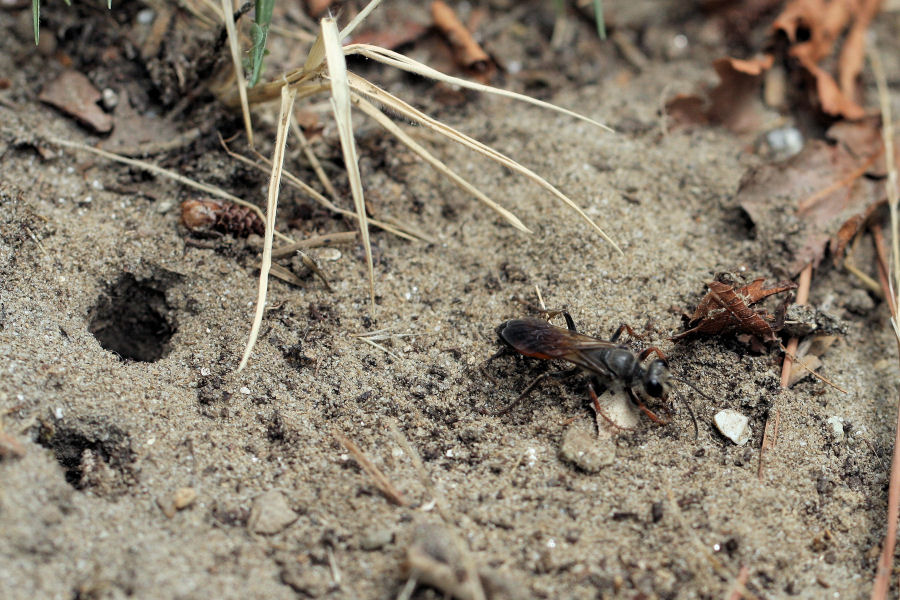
(643, 359), (670, 398)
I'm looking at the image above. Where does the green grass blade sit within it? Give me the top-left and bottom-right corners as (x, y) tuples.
(593, 0), (606, 39)
(248, 0), (275, 87)
(32, 0), (39, 44)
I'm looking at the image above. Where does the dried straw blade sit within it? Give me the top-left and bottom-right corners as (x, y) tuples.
(351, 94), (530, 233)
(220, 0), (254, 147)
(321, 16), (376, 307)
(237, 83), (297, 371)
(345, 44), (614, 133)
(347, 74), (621, 252)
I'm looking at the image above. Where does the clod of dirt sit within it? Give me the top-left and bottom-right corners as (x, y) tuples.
(247, 490), (298, 535)
(88, 274), (176, 362)
(404, 522), (524, 600)
(559, 419), (614, 473)
(36, 418), (135, 492)
(38, 70), (113, 133)
(714, 409), (751, 446)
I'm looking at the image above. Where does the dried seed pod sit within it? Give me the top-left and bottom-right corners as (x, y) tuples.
(180, 198), (264, 237)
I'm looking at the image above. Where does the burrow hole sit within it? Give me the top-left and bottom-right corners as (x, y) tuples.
(88, 274), (176, 362)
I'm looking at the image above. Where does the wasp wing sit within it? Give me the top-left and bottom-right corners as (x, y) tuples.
(497, 318), (617, 374)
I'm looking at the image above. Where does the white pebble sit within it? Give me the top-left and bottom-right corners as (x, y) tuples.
(826, 416), (844, 442)
(714, 409), (751, 446)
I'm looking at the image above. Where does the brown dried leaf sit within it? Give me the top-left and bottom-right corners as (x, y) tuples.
(431, 0), (494, 82)
(665, 55), (773, 132)
(738, 137), (885, 277)
(674, 277), (797, 343)
(350, 21), (428, 50)
(39, 70), (113, 133)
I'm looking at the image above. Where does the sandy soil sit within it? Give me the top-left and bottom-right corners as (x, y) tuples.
(2, 2), (900, 599)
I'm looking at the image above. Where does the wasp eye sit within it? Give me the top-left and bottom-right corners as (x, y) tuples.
(646, 380), (664, 398)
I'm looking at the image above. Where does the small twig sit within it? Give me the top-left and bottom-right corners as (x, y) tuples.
(778, 342), (848, 393)
(333, 431), (408, 506)
(271, 231), (358, 258)
(844, 230), (884, 297)
(869, 43), (900, 600)
(761, 263), (812, 480)
(727, 565), (751, 600)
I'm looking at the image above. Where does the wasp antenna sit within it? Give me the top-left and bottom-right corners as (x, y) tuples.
(669, 389), (699, 439)
(671, 375), (716, 404)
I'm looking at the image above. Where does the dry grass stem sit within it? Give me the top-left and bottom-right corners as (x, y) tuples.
(344, 44), (613, 133)
(270, 231), (357, 258)
(322, 17), (375, 307)
(347, 73), (621, 251)
(778, 342), (848, 393)
(352, 94), (530, 232)
(220, 134), (423, 241)
(45, 136), (292, 243)
(220, 0), (253, 147)
(868, 44), (900, 600)
(289, 115), (340, 203)
(238, 84), (296, 372)
(333, 431), (407, 506)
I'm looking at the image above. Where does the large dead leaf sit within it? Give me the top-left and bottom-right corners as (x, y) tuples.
(737, 137), (886, 277)
(674, 276), (797, 343)
(667, 0), (881, 129)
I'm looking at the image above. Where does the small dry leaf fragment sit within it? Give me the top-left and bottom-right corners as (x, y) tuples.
(39, 70), (113, 133)
(787, 334), (837, 387)
(0, 430), (26, 459)
(674, 277), (797, 342)
(431, 1), (494, 80)
(180, 199), (264, 238)
(350, 20), (428, 50)
(665, 55), (774, 132)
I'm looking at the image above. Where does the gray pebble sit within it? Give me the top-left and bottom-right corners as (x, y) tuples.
(559, 419), (614, 473)
(360, 527), (394, 551)
(844, 288), (875, 315)
(248, 490), (297, 535)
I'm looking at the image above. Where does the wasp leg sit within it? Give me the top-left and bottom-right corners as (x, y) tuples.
(610, 323), (643, 343)
(627, 388), (669, 425)
(493, 367), (579, 415)
(588, 379), (635, 432)
(536, 309), (577, 332)
(638, 346), (667, 362)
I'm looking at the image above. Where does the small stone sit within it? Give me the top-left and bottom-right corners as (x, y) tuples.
(826, 416), (844, 442)
(360, 527), (394, 550)
(156, 200), (174, 214)
(714, 409), (751, 446)
(173, 487), (197, 510)
(101, 88), (119, 110)
(595, 391), (640, 431)
(317, 248), (342, 261)
(559, 419), (615, 473)
(844, 288), (875, 315)
(248, 490), (297, 535)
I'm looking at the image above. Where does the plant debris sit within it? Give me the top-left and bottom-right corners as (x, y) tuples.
(431, 1), (494, 81)
(674, 275), (797, 344)
(738, 135), (886, 277)
(666, 0), (881, 131)
(38, 70), (113, 133)
(180, 198), (265, 238)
